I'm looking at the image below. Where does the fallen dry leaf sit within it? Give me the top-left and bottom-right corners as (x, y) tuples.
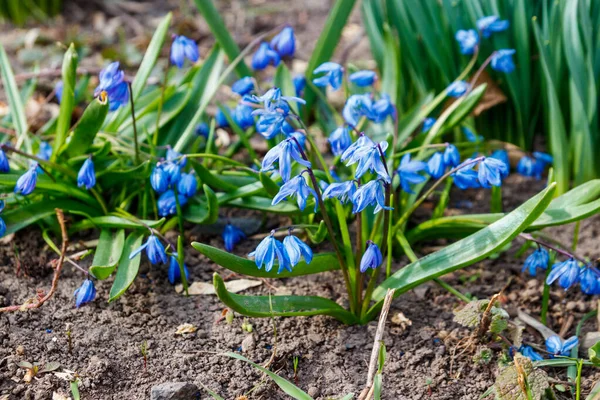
(391, 312), (412, 330)
(52, 392), (70, 400)
(175, 279), (261, 295)
(175, 323), (197, 335)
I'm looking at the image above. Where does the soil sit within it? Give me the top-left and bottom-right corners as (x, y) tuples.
(1, 174), (600, 400)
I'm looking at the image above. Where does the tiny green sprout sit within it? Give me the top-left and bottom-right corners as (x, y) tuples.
(473, 347), (493, 365)
(18, 360), (60, 383)
(225, 309), (234, 324)
(425, 378), (434, 396)
(65, 323), (72, 354)
(293, 355), (300, 384)
(241, 318), (253, 333)
(140, 340), (148, 371)
(377, 342), (387, 373)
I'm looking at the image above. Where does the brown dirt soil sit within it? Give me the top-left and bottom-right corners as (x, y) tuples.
(1, 175), (599, 400)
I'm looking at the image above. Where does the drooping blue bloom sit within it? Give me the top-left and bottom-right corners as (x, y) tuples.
(151, 165), (168, 193)
(170, 35), (199, 68)
(0, 148), (10, 173)
(517, 156), (537, 178)
(462, 126), (480, 142)
(293, 75), (306, 97)
(195, 122), (209, 138)
(397, 154), (427, 194)
(455, 29), (479, 55)
(94, 62), (129, 111)
(223, 223), (246, 252)
(157, 190), (188, 217)
(522, 247), (549, 276)
(252, 42), (281, 70)
(270, 26), (296, 57)
(328, 126), (352, 156)
(272, 174), (317, 212)
(232, 103), (255, 129)
(168, 254), (190, 285)
(14, 163), (38, 196)
(343, 94), (375, 127)
(74, 279), (96, 308)
(491, 49), (516, 73)
(427, 152), (446, 179)
(282, 120), (295, 135)
(533, 152), (553, 166)
(283, 235), (313, 267)
(232, 77), (255, 96)
(253, 87), (305, 112)
(0, 199), (4, 213)
(545, 335), (579, 357)
(177, 173), (197, 198)
(360, 241), (383, 273)
(166, 148), (186, 167)
(352, 179), (392, 214)
(447, 81), (471, 97)
(262, 138), (311, 182)
(547, 258), (580, 290)
(422, 117), (436, 133)
(341, 136), (390, 183)
(490, 150), (510, 171)
(130, 234), (168, 265)
(312, 62), (343, 91)
(349, 70), (377, 87)
(519, 345), (543, 361)
(77, 157), (96, 190)
(216, 107), (230, 128)
(0, 217), (5, 238)
(288, 131), (306, 149)
(163, 162), (181, 187)
(443, 144), (461, 168)
(372, 94), (396, 123)
(37, 141), (52, 161)
(323, 180), (357, 204)
(55, 80), (63, 103)
(452, 160), (481, 190)
(579, 267), (600, 295)
(477, 157), (508, 188)
(249, 234), (291, 273)
(255, 112), (286, 139)
(477, 16), (510, 38)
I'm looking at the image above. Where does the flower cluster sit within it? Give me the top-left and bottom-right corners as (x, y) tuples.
(252, 27), (295, 70)
(517, 152), (553, 179)
(150, 148), (197, 217)
(170, 35), (199, 69)
(249, 231), (313, 274)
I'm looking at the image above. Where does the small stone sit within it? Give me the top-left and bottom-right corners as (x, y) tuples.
(150, 382), (200, 400)
(241, 334), (255, 352)
(566, 301), (577, 311)
(16, 345), (24, 356)
(308, 386), (320, 397)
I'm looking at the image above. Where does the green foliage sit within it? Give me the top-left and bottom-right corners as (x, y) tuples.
(0, 0), (62, 25)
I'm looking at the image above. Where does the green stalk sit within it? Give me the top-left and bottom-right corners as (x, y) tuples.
(177, 235), (189, 296)
(572, 221), (581, 252)
(540, 266), (552, 325)
(127, 82), (140, 165)
(491, 186), (503, 213)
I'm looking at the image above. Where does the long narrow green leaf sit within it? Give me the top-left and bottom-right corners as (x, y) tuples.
(52, 43), (77, 160)
(0, 43), (29, 150)
(63, 93), (109, 158)
(70, 216), (164, 231)
(109, 232), (144, 302)
(90, 229), (125, 280)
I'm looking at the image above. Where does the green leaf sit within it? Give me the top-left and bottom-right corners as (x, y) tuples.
(69, 216), (164, 231)
(97, 161), (151, 188)
(192, 242), (340, 278)
(306, 220), (327, 244)
(184, 184), (219, 224)
(259, 172), (280, 197)
(220, 352), (312, 400)
(53, 43), (77, 160)
(0, 43), (28, 149)
(588, 341), (600, 366)
(366, 184), (556, 320)
(62, 94), (109, 158)
(0, 174), (99, 207)
(108, 232), (144, 302)
(90, 229), (125, 280)
(191, 161), (238, 192)
(213, 273), (357, 324)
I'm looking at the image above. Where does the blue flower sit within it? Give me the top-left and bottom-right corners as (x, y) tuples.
(343, 94), (375, 127)
(283, 235), (313, 267)
(168, 254), (189, 285)
(0, 217), (5, 238)
(255, 112), (285, 139)
(491, 49), (516, 73)
(233, 103), (255, 129)
(533, 152), (553, 166)
(166, 148), (186, 167)
(518, 152), (552, 179)
(130, 234), (168, 265)
(253, 87), (304, 112)
(195, 122), (209, 138)
(522, 247), (549, 276)
(462, 126), (480, 142)
(422, 117), (436, 133)
(427, 152), (445, 179)
(223, 223), (246, 252)
(252, 42), (281, 70)
(287, 131), (306, 148)
(545, 335), (578, 357)
(262, 138), (311, 182)
(216, 107), (230, 128)
(177, 173), (197, 198)
(14, 163), (38, 196)
(323, 180), (357, 204)
(349, 70), (377, 87)
(341, 136), (390, 183)
(312, 62), (343, 91)
(328, 126), (352, 156)
(0, 199), (4, 213)
(163, 162), (181, 187)
(232, 77), (255, 96)
(547, 258), (580, 290)
(372, 94), (396, 123)
(443, 144), (461, 168)
(397, 154), (427, 193)
(74, 279), (96, 308)
(272, 174), (317, 212)
(0, 148), (10, 173)
(293, 75), (306, 97)
(157, 190), (188, 217)
(490, 150), (510, 171)
(77, 157), (96, 190)
(477, 157), (508, 188)
(249, 234), (291, 274)
(94, 62), (129, 111)
(151, 165), (168, 193)
(37, 141), (52, 161)
(170, 35), (199, 68)
(519, 345), (543, 361)
(447, 81), (471, 97)
(477, 16), (509, 38)
(455, 29), (479, 55)
(270, 26), (296, 57)
(352, 179), (391, 214)
(580, 267), (600, 295)
(452, 161), (480, 190)
(360, 241), (383, 273)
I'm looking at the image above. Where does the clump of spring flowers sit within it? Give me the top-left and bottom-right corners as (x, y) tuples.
(150, 148), (197, 217)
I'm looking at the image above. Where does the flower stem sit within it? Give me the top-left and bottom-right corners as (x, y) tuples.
(520, 233), (587, 264)
(127, 81), (141, 165)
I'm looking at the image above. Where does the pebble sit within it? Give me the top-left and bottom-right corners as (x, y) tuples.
(150, 382), (200, 400)
(241, 334), (255, 352)
(308, 386), (320, 397)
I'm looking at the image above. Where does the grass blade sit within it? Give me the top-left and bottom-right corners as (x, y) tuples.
(52, 43), (77, 160)
(0, 43), (29, 150)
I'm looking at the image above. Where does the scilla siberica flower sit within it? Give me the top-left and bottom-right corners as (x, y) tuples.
(343, 94), (374, 127)
(77, 157), (96, 190)
(397, 154), (427, 194)
(579, 267), (600, 295)
(94, 62), (129, 111)
(157, 190), (188, 217)
(328, 126), (352, 156)
(166, 148), (186, 167)
(272, 174), (317, 212)
(177, 173), (197, 198)
(283, 234), (313, 267)
(74, 279), (96, 308)
(168, 254), (190, 285)
(270, 26), (295, 57)
(130, 234), (168, 265)
(252, 42), (281, 70)
(231, 77), (255, 96)
(452, 161), (480, 190)
(352, 179), (392, 214)
(477, 16), (509, 38)
(151, 165), (168, 193)
(360, 241), (383, 273)
(14, 163), (38, 196)
(249, 233), (291, 273)
(490, 150), (510, 171)
(349, 70), (377, 87)
(223, 223), (246, 252)
(232, 103), (255, 129)
(323, 180), (357, 204)
(455, 29), (479, 55)
(546, 258), (580, 290)
(312, 62), (343, 91)
(341, 136), (390, 183)
(519, 345), (543, 361)
(427, 152), (445, 179)
(195, 122), (209, 138)
(254, 87), (305, 112)
(422, 117), (436, 133)
(371, 94), (396, 123)
(216, 107), (229, 128)
(37, 141), (52, 161)
(522, 247), (549, 276)
(545, 335), (578, 357)
(443, 144), (461, 168)
(0, 148), (10, 172)
(262, 138), (311, 182)
(477, 157), (508, 188)
(491, 49), (516, 73)
(170, 35), (199, 69)
(447, 81), (471, 97)
(293, 75), (306, 97)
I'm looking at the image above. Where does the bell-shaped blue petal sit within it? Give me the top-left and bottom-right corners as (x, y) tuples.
(170, 35), (199, 68)
(223, 223), (246, 252)
(37, 141), (52, 161)
(0, 217), (6, 238)
(77, 157), (96, 190)
(252, 42), (281, 70)
(283, 235), (313, 267)
(462, 127), (480, 142)
(545, 335), (579, 357)
(477, 157), (508, 188)
(491, 49), (516, 73)
(397, 154), (427, 194)
(349, 70), (377, 87)
(74, 279), (96, 308)
(151, 165), (169, 193)
(580, 267), (600, 295)
(157, 190), (188, 217)
(422, 117), (436, 133)
(352, 179), (392, 214)
(522, 247), (549, 276)
(216, 107), (230, 128)
(477, 15), (509, 38)
(270, 26), (295, 57)
(293, 75), (306, 97)
(130, 234), (168, 265)
(249, 234), (291, 273)
(328, 126), (352, 156)
(177, 173), (198, 198)
(163, 162), (181, 187)
(94, 62), (129, 111)
(343, 94), (375, 127)
(232, 103), (255, 129)
(455, 29), (479, 55)
(261, 138), (311, 182)
(232, 77), (255, 96)
(166, 148), (186, 167)
(14, 164), (38, 196)
(547, 258), (580, 290)
(323, 180), (357, 204)
(0, 148), (10, 173)
(272, 174), (317, 212)
(490, 150), (510, 171)
(312, 62), (343, 91)
(195, 122), (209, 138)
(342, 136), (390, 183)
(360, 241), (383, 273)
(447, 81), (471, 97)
(519, 345), (543, 361)
(452, 160), (480, 190)
(443, 144), (461, 168)
(168, 254), (190, 285)
(371, 94), (396, 123)
(427, 152), (445, 179)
